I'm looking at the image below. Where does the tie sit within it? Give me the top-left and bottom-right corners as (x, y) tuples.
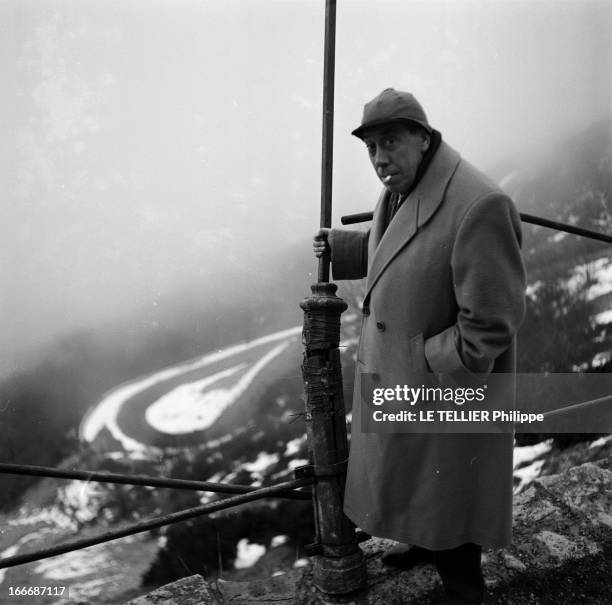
(388, 193), (406, 224)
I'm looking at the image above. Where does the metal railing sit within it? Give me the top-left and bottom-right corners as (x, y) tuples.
(0, 463), (313, 570)
(342, 210), (612, 244)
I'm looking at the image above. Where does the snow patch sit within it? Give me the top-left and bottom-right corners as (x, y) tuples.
(525, 281), (543, 300)
(57, 480), (105, 525)
(34, 545), (110, 580)
(551, 231), (566, 242)
(242, 452), (280, 477)
(284, 436), (306, 457)
(288, 458), (309, 470)
(591, 351), (612, 367)
(514, 459), (545, 493)
(567, 257), (612, 301)
(9, 507), (74, 531)
(589, 434), (612, 449)
(144, 364), (245, 434)
(0, 532), (44, 584)
(234, 538), (266, 569)
(271, 535), (289, 548)
(513, 439), (553, 467)
(595, 309), (612, 325)
(293, 557), (310, 568)
(204, 433), (234, 449)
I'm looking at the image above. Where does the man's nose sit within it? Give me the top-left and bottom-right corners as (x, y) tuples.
(373, 148), (390, 167)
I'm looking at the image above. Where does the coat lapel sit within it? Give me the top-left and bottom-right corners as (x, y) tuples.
(369, 188), (393, 259)
(364, 142), (462, 302)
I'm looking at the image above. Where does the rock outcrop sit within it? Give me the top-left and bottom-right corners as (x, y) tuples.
(128, 460), (611, 604)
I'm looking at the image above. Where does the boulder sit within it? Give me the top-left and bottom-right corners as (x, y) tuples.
(126, 575), (223, 605)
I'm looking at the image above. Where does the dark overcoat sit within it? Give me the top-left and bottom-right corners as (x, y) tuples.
(329, 140), (526, 549)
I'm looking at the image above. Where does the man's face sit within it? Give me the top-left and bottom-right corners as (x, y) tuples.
(362, 123), (430, 194)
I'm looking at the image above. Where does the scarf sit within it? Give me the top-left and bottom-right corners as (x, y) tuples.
(385, 129), (442, 229)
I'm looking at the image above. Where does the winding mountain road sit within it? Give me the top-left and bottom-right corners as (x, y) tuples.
(79, 326), (303, 453)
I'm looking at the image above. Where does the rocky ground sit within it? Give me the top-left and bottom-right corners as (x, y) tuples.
(128, 457), (611, 605)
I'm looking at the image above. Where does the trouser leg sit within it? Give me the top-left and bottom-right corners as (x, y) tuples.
(434, 542), (485, 605)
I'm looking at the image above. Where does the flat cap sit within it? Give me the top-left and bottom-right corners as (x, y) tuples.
(352, 88), (432, 139)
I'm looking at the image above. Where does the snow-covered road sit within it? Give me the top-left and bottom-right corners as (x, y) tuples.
(79, 326), (302, 453)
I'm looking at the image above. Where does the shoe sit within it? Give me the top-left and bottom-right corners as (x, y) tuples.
(381, 543), (435, 570)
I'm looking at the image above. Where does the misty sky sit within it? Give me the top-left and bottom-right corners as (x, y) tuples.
(1, 0), (611, 375)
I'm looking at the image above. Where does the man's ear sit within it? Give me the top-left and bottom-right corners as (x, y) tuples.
(421, 135), (430, 152)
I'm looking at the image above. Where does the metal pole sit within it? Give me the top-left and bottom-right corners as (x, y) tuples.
(318, 0), (336, 283)
(0, 463), (310, 500)
(519, 212), (612, 244)
(299, 0), (366, 595)
(341, 210), (612, 245)
(541, 393), (612, 418)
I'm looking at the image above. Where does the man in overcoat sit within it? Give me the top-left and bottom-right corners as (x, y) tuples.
(313, 89), (526, 604)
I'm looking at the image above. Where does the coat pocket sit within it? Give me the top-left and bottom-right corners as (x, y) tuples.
(408, 333), (429, 373)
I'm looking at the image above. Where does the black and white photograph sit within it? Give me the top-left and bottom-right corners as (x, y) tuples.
(1, 1), (611, 603)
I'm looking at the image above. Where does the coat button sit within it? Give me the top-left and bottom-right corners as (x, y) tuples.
(376, 321), (386, 331)
(362, 306), (370, 316)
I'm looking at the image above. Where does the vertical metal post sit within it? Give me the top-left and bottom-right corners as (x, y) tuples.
(318, 0), (336, 284)
(300, 286), (366, 595)
(298, 0), (366, 595)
